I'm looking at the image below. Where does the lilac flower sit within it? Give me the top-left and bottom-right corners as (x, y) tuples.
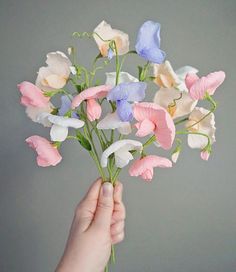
(59, 95), (78, 118)
(107, 82), (147, 121)
(135, 21), (166, 64)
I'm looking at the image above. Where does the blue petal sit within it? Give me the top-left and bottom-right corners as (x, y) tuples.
(117, 100), (133, 122)
(135, 20), (166, 63)
(107, 48), (114, 60)
(107, 82), (147, 102)
(59, 95), (79, 118)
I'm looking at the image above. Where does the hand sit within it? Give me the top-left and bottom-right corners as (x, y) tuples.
(56, 178), (126, 272)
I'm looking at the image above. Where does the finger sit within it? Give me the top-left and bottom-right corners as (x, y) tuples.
(114, 181), (123, 204)
(112, 182), (126, 224)
(112, 232), (125, 245)
(75, 178), (102, 233)
(111, 220), (125, 236)
(92, 182), (114, 230)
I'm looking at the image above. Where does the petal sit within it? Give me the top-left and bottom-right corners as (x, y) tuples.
(175, 66), (198, 81)
(26, 105), (52, 127)
(47, 114), (85, 128)
(185, 73), (200, 91)
(117, 100), (133, 122)
(105, 71), (138, 87)
(50, 124), (68, 142)
(114, 147), (133, 168)
(71, 85), (112, 109)
(200, 150), (210, 161)
(86, 99), (102, 121)
(107, 82), (147, 102)
(204, 71), (226, 95)
(100, 139), (143, 168)
(45, 74), (67, 89)
(58, 95), (74, 116)
(135, 119), (155, 137)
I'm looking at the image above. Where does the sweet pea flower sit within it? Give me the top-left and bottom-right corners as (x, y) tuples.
(129, 155), (172, 181)
(71, 85), (112, 121)
(105, 71), (139, 86)
(185, 107), (216, 149)
(107, 82), (147, 122)
(171, 150), (180, 163)
(93, 21), (129, 58)
(101, 140), (143, 168)
(133, 102), (176, 150)
(37, 113), (84, 142)
(17, 81), (53, 126)
(97, 111), (132, 135)
(135, 20), (166, 63)
(185, 71), (226, 100)
(59, 95), (78, 118)
(36, 51), (72, 91)
(25, 135), (62, 167)
(200, 150), (210, 161)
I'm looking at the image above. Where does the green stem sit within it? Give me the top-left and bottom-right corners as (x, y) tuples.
(176, 130), (210, 147)
(174, 117), (189, 126)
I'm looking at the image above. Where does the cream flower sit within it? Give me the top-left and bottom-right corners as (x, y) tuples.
(97, 111), (132, 135)
(101, 140), (143, 168)
(105, 71), (138, 86)
(186, 107), (216, 149)
(154, 87), (198, 119)
(93, 21), (129, 57)
(37, 113), (84, 142)
(36, 51), (72, 91)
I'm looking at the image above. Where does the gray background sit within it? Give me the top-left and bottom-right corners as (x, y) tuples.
(0, 0), (236, 271)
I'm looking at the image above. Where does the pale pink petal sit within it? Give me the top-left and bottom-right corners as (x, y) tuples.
(133, 102), (175, 150)
(129, 155), (172, 181)
(134, 119), (155, 137)
(86, 99), (102, 121)
(17, 81), (50, 107)
(25, 135), (62, 167)
(204, 71), (226, 95)
(185, 73), (199, 91)
(200, 150), (210, 161)
(71, 85), (112, 109)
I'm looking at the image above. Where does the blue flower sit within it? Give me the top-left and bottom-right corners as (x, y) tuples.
(59, 95), (78, 118)
(135, 20), (166, 64)
(107, 82), (147, 121)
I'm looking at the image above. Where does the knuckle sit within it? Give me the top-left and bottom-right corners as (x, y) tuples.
(97, 201), (112, 210)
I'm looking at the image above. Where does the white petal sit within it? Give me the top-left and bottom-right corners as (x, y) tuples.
(97, 112), (131, 135)
(70, 66), (77, 75)
(50, 124), (68, 142)
(171, 151), (180, 163)
(46, 51), (72, 77)
(154, 87), (197, 119)
(114, 147), (133, 168)
(26, 106), (52, 127)
(47, 115), (85, 128)
(101, 139), (143, 168)
(105, 71), (138, 87)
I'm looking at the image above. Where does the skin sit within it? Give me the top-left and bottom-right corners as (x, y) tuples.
(56, 178), (126, 272)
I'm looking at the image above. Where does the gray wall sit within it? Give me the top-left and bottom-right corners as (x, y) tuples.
(0, 0), (236, 271)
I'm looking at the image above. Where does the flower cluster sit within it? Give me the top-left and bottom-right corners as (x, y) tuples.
(18, 20), (225, 183)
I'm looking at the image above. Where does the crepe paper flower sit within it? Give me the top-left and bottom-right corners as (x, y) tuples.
(133, 102), (176, 150)
(101, 139), (143, 168)
(135, 20), (166, 64)
(185, 71), (226, 100)
(105, 71), (138, 87)
(107, 82), (147, 122)
(185, 107), (216, 149)
(37, 113), (85, 142)
(58, 95), (78, 118)
(97, 112), (132, 135)
(25, 135), (62, 167)
(200, 150), (210, 161)
(18, 81), (50, 107)
(129, 155), (172, 181)
(93, 20), (129, 58)
(171, 150), (180, 163)
(71, 85), (112, 121)
(154, 87), (198, 119)
(153, 61), (199, 91)
(36, 51), (72, 91)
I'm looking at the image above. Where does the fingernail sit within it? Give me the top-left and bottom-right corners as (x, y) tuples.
(102, 182), (113, 197)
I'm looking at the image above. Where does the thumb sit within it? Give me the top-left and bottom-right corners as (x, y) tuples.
(93, 182), (114, 230)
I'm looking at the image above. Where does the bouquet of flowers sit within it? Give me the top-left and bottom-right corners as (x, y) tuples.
(18, 20), (225, 270)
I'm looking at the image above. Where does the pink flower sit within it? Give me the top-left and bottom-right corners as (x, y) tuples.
(129, 155), (172, 181)
(71, 85), (112, 121)
(133, 102), (176, 150)
(25, 135), (62, 167)
(200, 150), (210, 161)
(185, 71), (225, 100)
(18, 81), (50, 108)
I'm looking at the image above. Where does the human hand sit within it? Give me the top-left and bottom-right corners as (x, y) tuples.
(56, 178), (126, 272)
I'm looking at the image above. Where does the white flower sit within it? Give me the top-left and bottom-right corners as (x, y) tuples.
(93, 21), (129, 57)
(37, 113), (84, 142)
(154, 87), (198, 119)
(101, 140), (143, 168)
(97, 111), (132, 135)
(36, 51), (72, 91)
(175, 65), (199, 92)
(171, 150), (180, 163)
(105, 71), (138, 87)
(186, 107), (216, 149)
(26, 105), (53, 127)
